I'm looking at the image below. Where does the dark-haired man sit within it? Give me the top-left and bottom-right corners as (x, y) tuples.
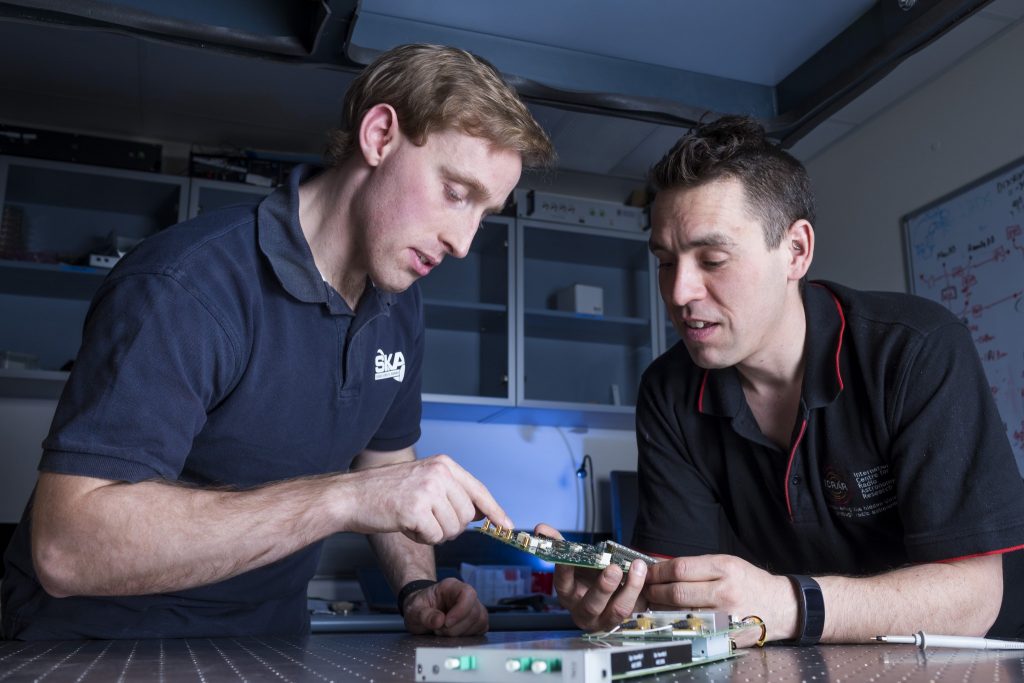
(2, 44), (555, 640)
(545, 116), (1024, 644)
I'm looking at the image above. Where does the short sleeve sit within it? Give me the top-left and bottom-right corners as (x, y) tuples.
(890, 321), (1024, 562)
(41, 273), (239, 482)
(633, 371), (723, 557)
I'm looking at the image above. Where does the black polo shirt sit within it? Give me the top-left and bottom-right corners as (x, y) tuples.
(1, 165), (423, 639)
(634, 280), (1024, 634)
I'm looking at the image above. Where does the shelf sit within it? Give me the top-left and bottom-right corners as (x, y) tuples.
(421, 399), (508, 423)
(0, 367), (68, 399)
(0, 259), (108, 299)
(521, 335), (649, 407)
(479, 404), (635, 430)
(421, 399), (634, 430)
(4, 157), (185, 217)
(416, 219), (510, 307)
(523, 308), (650, 345)
(522, 222), (649, 269)
(423, 299), (507, 332)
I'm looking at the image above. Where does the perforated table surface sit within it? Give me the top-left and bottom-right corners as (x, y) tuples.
(2, 631), (1023, 682)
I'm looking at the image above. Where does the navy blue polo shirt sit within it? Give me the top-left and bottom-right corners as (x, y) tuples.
(634, 280), (1024, 635)
(1, 165), (423, 639)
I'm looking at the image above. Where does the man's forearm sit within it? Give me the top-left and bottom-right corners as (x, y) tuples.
(356, 445), (438, 593)
(368, 531), (437, 594)
(817, 554), (1002, 642)
(33, 449), (508, 600)
(32, 472), (356, 597)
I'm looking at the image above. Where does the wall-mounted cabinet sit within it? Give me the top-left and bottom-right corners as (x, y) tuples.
(517, 221), (655, 414)
(422, 215), (659, 428)
(0, 160), (282, 398)
(419, 217), (514, 409)
(0, 155), (660, 428)
(0, 156), (188, 394)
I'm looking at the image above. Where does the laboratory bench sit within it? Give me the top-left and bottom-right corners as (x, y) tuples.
(2, 630), (1023, 682)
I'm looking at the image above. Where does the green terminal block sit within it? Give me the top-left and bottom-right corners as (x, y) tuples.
(442, 655), (477, 671)
(529, 658), (562, 674)
(504, 657), (532, 672)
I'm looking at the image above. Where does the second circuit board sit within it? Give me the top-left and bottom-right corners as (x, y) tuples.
(474, 519), (660, 572)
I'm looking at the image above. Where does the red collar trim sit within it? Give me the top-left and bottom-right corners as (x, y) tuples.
(809, 282), (846, 392)
(697, 369), (710, 413)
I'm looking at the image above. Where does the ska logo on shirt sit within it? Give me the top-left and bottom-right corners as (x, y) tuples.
(374, 348), (406, 382)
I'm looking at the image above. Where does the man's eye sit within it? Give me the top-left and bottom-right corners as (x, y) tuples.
(703, 260), (724, 268)
(444, 185), (464, 203)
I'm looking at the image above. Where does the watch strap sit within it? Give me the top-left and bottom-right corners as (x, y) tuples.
(786, 574), (824, 646)
(396, 579), (437, 616)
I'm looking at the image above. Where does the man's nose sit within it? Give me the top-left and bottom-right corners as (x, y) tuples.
(665, 262), (706, 307)
(441, 219), (479, 259)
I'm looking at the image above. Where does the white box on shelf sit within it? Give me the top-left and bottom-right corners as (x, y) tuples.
(459, 564), (531, 606)
(88, 253), (120, 269)
(556, 284), (604, 316)
(515, 189), (648, 231)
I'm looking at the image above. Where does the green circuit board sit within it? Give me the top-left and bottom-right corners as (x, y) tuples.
(474, 518), (660, 572)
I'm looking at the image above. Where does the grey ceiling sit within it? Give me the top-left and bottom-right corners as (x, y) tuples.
(0, 0), (1021, 182)
(362, 1), (874, 85)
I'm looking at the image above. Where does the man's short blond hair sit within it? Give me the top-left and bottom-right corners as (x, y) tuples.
(326, 44), (554, 170)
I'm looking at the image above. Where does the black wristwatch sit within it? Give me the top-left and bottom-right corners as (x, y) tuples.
(786, 574), (825, 646)
(396, 579), (437, 616)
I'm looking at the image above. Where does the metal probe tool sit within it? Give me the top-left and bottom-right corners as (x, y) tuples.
(873, 631), (1024, 651)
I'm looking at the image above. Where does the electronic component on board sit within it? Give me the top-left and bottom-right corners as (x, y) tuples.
(584, 611), (750, 658)
(474, 518), (660, 572)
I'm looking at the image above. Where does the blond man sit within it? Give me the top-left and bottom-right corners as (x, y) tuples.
(2, 44), (554, 640)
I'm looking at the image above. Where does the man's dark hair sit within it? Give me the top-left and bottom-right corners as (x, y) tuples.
(648, 115), (815, 249)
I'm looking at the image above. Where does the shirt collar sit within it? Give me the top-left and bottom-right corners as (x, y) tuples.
(697, 280), (846, 418)
(801, 281), (846, 409)
(257, 164), (395, 316)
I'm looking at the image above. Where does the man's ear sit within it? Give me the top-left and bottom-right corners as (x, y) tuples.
(358, 103), (400, 167)
(787, 219), (815, 280)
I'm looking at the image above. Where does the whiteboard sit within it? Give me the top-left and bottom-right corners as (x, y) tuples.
(902, 156), (1024, 474)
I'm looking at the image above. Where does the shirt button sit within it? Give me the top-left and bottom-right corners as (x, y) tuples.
(791, 476), (800, 485)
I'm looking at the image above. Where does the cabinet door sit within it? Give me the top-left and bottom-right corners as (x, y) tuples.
(517, 220), (656, 410)
(0, 156), (187, 377)
(419, 216), (514, 405)
(657, 293), (681, 356)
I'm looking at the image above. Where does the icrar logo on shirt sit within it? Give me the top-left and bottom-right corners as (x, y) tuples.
(823, 466), (851, 505)
(374, 348), (406, 382)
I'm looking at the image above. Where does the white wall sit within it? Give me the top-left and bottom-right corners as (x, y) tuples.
(418, 419), (636, 533)
(806, 21), (1024, 291)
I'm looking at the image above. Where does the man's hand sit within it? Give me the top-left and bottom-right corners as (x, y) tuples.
(536, 523), (649, 632)
(347, 454), (512, 545)
(402, 578), (489, 636)
(643, 553), (797, 645)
